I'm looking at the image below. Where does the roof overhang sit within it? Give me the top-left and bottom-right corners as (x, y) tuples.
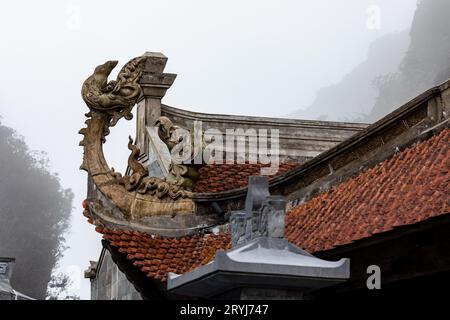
(167, 237), (349, 298)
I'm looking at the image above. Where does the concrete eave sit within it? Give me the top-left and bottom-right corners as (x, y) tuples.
(167, 237), (349, 298)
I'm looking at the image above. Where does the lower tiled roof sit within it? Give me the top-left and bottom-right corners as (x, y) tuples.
(85, 128), (449, 284)
(194, 162), (300, 193)
(286, 128), (450, 253)
(96, 227), (230, 282)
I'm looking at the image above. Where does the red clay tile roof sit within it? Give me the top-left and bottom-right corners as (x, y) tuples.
(95, 227), (231, 282)
(286, 128), (450, 253)
(194, 162), (300, 193)
(85, 128), (449, 283)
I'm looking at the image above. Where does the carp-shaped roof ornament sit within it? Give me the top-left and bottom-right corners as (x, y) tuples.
(79, 54), (202, 235)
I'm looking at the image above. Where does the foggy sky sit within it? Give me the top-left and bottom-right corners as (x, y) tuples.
(0, 0), (417, 299)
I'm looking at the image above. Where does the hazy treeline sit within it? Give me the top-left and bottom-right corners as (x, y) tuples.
(0, 120), (73, 299)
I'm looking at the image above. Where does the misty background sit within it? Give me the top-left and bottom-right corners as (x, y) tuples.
(0, 0), (448, 299)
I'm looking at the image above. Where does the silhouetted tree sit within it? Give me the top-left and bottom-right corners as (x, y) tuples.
(0, 119), (73, 299)
(47, 273), (80, 300)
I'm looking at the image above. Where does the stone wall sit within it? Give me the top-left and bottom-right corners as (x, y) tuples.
(89, 249), (142, 300)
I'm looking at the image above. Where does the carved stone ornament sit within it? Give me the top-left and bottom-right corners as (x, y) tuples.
(80, 56), (193, 220)
(155, 116), (201, 189)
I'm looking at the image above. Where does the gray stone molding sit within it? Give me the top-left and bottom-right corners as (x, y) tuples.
(167, 237), (350, 298)
(135, 52), (177, 156)
(168, 175), (350, 298)
(160, 103), (367, 161)
(231, 176), (287, 247)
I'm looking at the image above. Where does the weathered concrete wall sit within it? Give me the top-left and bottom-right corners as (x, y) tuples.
(90, 249), (142, 300)
(160, 104), (367, 161)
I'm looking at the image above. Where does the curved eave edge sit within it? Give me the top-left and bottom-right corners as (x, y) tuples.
(85, 186), (219, 237)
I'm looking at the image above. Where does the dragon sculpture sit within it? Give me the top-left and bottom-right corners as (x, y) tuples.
(80, 56), (193, 220)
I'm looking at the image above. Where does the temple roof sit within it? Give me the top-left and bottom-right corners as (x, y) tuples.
(85, 125), (449, 284)
(80, 53), (368, 237)
(286, 127), (450, 253)
(0, 258), (34, 300)
(81, 53), (450, 298)
(93, 227), (230, 282)
(194, 162), (299, 193)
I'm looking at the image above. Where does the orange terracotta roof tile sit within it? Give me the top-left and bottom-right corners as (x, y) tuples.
(285, 128), (450, 252)
(85, 128), (449, 282)
(194, 161), (300, 193)
(97, 227), (231, 282)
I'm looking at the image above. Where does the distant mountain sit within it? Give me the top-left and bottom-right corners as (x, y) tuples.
(291, 0), (450, 124)
(368, 0), (450, 121)
(289, 31), (410, 122)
